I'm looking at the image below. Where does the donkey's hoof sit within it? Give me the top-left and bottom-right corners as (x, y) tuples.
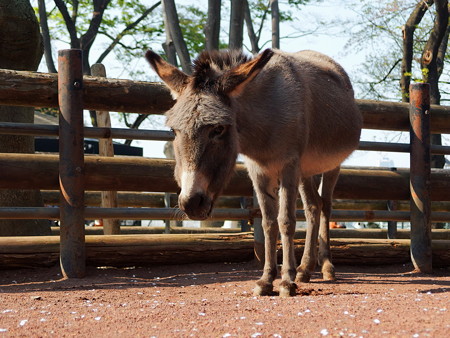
(321, 262), (336, 281)
(295, 271), (311, 284)
(279, 281), (297, 297)
(253, 280), (273, 296)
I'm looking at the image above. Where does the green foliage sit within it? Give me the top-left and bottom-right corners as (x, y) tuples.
(178, 5), (207, 54)
(343, 0), (450, 101)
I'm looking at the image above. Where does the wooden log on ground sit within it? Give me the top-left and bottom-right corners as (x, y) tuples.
(2, 154), (450, 200)
(295, 228), (450, 240)
(51, 226), (242, 236)
(1, 234), (449, 269)
(0, 233), (254, 268)
(2, 69), (450, 133)
(289, 238), (450, 267)
(49, 226), (450, 240)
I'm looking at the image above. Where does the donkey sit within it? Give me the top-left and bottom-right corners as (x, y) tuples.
(146, 48), (362, 297)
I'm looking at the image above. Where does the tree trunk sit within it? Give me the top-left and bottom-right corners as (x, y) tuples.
(270, 0), (280, 49)
(400, 0), (431, 103)
(162, 0), (192, 74)
(0, 0), (51, 236)
(229, 0), (245, 50)
(205, 0), (221, 51)
(162, 0), (178, 66)
(244, 0), (260, 54)
(37, 0), (57, 73)
(420, 0), (449, 170)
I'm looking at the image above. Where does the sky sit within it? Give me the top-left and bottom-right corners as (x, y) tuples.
(59, 0), (421, 168)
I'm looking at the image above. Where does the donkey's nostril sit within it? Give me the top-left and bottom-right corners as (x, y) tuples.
(179, 192), (211, 220)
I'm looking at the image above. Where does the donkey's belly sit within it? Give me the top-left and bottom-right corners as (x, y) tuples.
(299, 149), (352, 177)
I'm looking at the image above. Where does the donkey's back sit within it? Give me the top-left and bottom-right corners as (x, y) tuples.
(236, 49), (362, 178)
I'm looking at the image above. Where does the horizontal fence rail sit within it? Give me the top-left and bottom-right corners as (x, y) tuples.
(0, 122), (175, 141)
(37, 191), (450, 211)
(2, 68), (450, 133)
(1, 206), (450, 222)
(2, 154), (450, 200)
(2, 122), (450, 154)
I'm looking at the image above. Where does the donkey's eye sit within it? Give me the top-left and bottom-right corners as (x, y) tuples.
(209, 125), (226, 139)
(170, 128), (177, 136)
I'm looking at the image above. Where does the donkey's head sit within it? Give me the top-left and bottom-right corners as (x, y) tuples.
(146, 49), (274, 220)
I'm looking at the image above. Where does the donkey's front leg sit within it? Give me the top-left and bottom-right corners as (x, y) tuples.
(248, 167), (280, 296)
(277, 162), (299, 297)
(296, 177), (322, 283)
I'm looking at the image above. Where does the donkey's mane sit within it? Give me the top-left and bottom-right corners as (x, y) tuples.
(191, 50), (251, 91)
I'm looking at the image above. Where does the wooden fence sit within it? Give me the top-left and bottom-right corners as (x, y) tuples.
(1, 49), (450, 274)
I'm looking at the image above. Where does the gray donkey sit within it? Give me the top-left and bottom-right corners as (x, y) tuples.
(146, 49), (362, 297)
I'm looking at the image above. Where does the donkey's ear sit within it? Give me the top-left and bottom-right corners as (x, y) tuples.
(145, 50), (189, 98)
(220, 49), (274, 97)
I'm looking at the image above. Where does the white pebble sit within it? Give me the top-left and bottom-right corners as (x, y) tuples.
(374, 319), (381, 324)
(223, 334), (232, 338)
(0, 329), (8, 333)
(19, 320), (28, 327)
(94, 317), (101, 321)
(251, 333), (262, 338)
(320, 329), (329, 336)
(198, 312), (206, 316)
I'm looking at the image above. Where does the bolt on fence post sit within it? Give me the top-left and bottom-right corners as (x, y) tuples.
(58, 49), (86, 278)
(409, 83), (432, 273)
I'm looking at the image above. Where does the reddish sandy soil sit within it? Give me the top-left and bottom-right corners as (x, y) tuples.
(0, 261), (449, 337)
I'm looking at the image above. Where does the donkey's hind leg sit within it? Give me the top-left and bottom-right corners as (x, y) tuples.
(296, 176), (322, 283)
(318, 166), (340, 281)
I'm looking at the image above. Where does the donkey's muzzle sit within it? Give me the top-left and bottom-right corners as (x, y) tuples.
(179, 192), (213, 220)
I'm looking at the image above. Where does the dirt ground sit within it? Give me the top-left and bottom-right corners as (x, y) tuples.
(0, 261), (449, 337)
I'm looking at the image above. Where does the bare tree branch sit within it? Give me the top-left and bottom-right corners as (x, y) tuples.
(80, 0), (111, 73)
(96, 1), (161, 64)
(53, 0), (80, 48)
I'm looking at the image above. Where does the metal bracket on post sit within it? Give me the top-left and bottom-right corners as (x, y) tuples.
(58, 49), (86, 278)
(409, 83), (432, 273)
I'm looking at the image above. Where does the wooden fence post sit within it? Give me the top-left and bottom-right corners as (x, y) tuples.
(58, 49), (85, 278)
(91, 63), (120, 235)
(409, 83), (432, 273)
